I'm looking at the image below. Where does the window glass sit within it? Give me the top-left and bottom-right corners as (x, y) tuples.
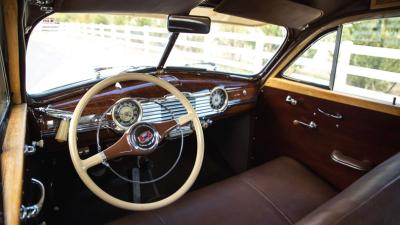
(283, 31), (337, 86)
(334, 17), (400, 106)
(26, 13), (168, 94)
(165, 22), (287, 75)
(0, 48), (9, 124)
(0, 5), (8, 126)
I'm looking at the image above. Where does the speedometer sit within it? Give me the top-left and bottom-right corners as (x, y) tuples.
(111, 98), (142, 130)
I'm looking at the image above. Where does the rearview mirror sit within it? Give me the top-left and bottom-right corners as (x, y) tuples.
(168, 15), (211, 34)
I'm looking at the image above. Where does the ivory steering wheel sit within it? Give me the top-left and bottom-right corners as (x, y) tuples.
(68, 73), (204, 211)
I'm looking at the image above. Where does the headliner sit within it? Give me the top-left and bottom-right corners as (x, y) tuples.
(27, 0), (395, 30)
(53, 0), (204, 14)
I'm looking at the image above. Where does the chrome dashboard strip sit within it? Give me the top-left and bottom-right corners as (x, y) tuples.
(39, 87), (254, 136)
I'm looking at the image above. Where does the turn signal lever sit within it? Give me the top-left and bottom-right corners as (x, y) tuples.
(36, 107), (72, 142)
(20, 178), (45, 221)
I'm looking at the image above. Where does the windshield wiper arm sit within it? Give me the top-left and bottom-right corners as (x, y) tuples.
(184, 62), (217, 71)
(94, 66), (114, 73)
(93, 66), (154, 79)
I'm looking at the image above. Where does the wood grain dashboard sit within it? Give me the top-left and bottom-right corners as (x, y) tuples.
(29, 72), (258, 145)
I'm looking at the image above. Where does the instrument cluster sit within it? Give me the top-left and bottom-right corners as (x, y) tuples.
(110, 87), (229, 131)
(111, 98), (142, 130)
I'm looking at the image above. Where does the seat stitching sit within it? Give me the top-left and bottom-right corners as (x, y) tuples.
(333, 173), (400, 225)
(240, 177), (294, 225)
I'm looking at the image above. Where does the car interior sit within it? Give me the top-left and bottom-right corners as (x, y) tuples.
(0, 0), (399, 225)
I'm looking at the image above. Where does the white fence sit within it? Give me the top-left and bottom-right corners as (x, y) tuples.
(38, 22), (400, 105)
(48, 23), (284, 73)
(335, 41), (400, 104)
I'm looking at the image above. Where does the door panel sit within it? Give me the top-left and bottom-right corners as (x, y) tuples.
(1, 104), (27, 225)
(254, 83), (400, 189)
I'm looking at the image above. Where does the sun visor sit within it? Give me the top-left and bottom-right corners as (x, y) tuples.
(52, 0), (204, 14)
(190, 7), (266, 26)
(214, 0), (324, 30)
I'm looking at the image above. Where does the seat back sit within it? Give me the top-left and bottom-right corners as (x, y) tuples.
(296, 152), (400, 225)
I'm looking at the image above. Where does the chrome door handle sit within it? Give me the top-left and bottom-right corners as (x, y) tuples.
(331, 150), (372, 171)
(286, 95), (297, 105)
(293, 120), (317, 129)
(317, 108), (343, 119)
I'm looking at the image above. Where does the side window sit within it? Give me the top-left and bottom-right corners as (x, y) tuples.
(283, 31), (337, 87)
(0, 48), (9, 125)
(333, 18), (400, 106)
(0, 6), (9, 126)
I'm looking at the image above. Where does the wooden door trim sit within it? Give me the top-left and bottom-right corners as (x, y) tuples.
(4, 0), (21, 104)
(265, 78), (400, 116)
(1, 104), (27, 225)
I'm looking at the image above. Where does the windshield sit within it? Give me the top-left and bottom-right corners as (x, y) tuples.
(166, 22), (287, 75)
(26, 14), (168, 94)
(26, 13), (287, 94)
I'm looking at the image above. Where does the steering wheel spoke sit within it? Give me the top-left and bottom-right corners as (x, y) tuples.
(103, 131), (142, 160)
(81, 152), (106, 170)
(152, 119), (178, 139)
(176, 113), (193, 126)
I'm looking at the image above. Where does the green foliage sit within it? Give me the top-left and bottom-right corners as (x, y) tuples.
(346, 74), (395, 93)
(260, 25), (285, 37)
(94, 15), (109, 25)
(113, 16), (130, 25)
(351, 55), (400, 73)
(342, 18), (400, 94)
(342, 18), (400, 48)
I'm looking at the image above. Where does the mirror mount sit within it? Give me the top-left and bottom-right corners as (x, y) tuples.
(168, 15), (211, 34)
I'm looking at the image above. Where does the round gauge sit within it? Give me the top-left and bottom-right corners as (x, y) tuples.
(210, 87), (228, 111)
(111, 98), (142, 130)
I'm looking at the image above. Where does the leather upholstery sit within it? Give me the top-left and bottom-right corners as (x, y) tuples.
(106, 157), (337, 225)
(297, 152), (400, 225)
(107, 153), (400, 225)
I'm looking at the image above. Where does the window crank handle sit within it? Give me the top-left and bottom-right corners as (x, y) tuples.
(293, 120), (317, 129)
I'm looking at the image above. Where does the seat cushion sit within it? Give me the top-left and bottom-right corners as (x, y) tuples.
(106, 157), (337, 225)
(296, 152), (400, 225)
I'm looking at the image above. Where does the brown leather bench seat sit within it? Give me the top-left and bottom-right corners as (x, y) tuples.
(107, 157), (337, 225)
(107, 152), (400, 225)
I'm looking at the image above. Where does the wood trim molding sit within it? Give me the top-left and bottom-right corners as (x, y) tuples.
(4, 0), (21, 104)
(1, 104), (27, 225)
(265, 78), (400, 116)
(370, 0), (400, 9)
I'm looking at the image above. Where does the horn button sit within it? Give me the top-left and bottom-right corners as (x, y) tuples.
(129, 123), (160, 152)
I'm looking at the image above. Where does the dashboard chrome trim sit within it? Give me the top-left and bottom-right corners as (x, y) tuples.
(37, 86), (254, 137)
